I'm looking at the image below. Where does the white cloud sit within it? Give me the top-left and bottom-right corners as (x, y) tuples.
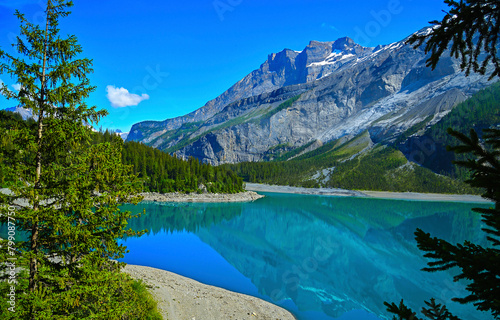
(106, 85), (149, 108)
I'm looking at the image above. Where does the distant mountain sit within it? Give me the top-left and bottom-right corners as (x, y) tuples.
(2, 106), (33, 120)
(128, 27), (494, 165)
(115, 129), (129, 141)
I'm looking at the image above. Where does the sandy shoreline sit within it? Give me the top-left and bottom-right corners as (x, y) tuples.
(140, 190), (264, 202)
(245, 183), (367, 197)
(245, 183), (492, 203)
(123, 264), (296, 320)
(359, 190), (492, 203)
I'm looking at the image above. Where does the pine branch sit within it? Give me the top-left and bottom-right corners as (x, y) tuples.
(384, 300), (422, 320)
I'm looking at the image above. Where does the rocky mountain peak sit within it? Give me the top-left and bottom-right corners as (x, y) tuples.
(128, 28), (493, 165)
(332, 37), (356, 50)
(266, 49), (299, 73)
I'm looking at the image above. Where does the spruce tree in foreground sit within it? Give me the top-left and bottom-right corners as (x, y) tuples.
(0, 1), (160, 319)
(386, 0), (500, 318)
(384, 128), (500, 320)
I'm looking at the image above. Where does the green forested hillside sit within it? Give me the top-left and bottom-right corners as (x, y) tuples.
(397, 81), (500, 180)
(121, 140), (243, 194)
(5, 80), (497, 195)
(0, 111), (244, 193)
(226, 141), (474, 194)
(226, 83), (500, 194)
(93, 130), (244, 194)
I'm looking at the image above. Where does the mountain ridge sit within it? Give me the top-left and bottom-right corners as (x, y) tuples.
(128, 27), (495, 166)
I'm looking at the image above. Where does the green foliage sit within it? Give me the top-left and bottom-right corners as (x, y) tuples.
(0, 110), (34, 188)
(123, 140), (244, 194)
(408, 0), (500, 79)
(425, 82), (500, 147)
(394, 115), (434, 145)
(403, 81), (500, 180)
(93, 131), (244, 194)
(228, 130), (473, 194)
(385, 300), (420, 320)
(0, 114), (245, 194)
(324, 146), (472, 193)
(421, 299), (462, 320)
(225, 158), (312, 186)
(258, 94), (302, 120)
(0, 267), (162, 320)
(0, 2), (161, 318)
(386, 129), (500, 319)
(384, 298), (461, 320)
(273, 140), (316, 161)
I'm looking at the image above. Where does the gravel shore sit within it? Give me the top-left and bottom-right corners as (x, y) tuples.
(124, 264), (296, 320)
(244, 183), (366, 197)
(245, 183), (491, 203)
(359, 190), (492, 203)
(140, 191), (265, 202)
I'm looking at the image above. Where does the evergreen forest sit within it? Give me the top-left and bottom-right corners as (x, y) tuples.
(0, 110), (244, 194)
(225, 82), (500, 194)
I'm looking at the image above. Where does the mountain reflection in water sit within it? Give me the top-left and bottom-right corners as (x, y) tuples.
(120, 193), (492, 320)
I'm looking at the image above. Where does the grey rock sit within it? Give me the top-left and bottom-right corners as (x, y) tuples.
(128, 27), (495, 165)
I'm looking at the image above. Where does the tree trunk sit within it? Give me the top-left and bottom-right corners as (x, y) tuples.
(28, 0), (50, 298)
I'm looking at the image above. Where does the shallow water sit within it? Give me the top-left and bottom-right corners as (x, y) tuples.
(119, 192), (493, 320)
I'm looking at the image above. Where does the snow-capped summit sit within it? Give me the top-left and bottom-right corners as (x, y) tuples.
(128, 27), (494, 165)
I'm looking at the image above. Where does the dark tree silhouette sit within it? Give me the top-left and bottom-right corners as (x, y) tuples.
(408, 0), (500, 79)
(385, 128), (500, 319)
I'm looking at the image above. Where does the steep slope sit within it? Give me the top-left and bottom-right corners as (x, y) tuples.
(128, 27), (494, 165)
(127, 36), (373, 146)
(225, 83), (500, 194)
(396, 81), (500, 178)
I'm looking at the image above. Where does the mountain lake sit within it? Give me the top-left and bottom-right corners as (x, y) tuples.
(119, 192), (494, 320)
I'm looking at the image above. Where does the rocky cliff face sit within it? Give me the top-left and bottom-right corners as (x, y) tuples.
(128, 28), (494, 165)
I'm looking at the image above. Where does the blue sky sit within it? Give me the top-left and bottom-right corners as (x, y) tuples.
(0, 0), (448, 132)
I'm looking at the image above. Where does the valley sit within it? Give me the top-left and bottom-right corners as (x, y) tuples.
(127, 27), (498, 194)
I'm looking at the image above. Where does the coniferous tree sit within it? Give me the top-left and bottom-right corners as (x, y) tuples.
(408, 0), (500, 79)
(384, 128), (500, 320)
(0, 1), (159, 319)
(386, 0), (500, 318)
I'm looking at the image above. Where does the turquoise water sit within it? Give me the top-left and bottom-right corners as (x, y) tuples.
(119, 193), (493, 320)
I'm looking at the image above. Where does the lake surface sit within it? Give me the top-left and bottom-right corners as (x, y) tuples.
(119, 193), (493, 320)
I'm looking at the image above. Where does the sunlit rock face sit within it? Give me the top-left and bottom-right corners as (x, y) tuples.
(128, 27), (493, 165)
